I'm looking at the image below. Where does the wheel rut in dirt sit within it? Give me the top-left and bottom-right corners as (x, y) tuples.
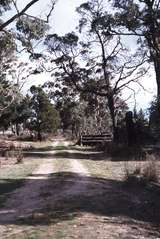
(0, 140), (160, 239)
(0, 141), (91, 224)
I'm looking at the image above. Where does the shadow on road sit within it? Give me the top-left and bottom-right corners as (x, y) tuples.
(23, 150), (105, 160)
(0, 172), (160, 227)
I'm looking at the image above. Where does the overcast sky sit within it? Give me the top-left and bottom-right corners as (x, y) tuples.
(4, 0), (157, 110)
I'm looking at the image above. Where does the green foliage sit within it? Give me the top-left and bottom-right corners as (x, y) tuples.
(0, 0), (11, 15)
(46, 32), (78, 50)
(16, 16), (49, 41)
(0, 32), (16, 90)
(0, 0), (55, 62)
(45, 0), (142, 140)
(134, 108), (147, 127)
(134, 108), (149, 144)
(0, 85), (60, 138)
(45, 79), (113, 137)
(0, 32), (15, 60)
(0, 78), (20, 115)
(109, 0), (160, 97)
(0, 34), (16, 117)
(112, 0), (160, 35)
(29, 86), (60, 139)
(149, 97), (160, 130)
(16, 16), (49, 54)
(6, 95), (32, 133)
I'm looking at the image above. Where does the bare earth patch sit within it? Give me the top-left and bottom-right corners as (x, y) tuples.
(0, 158), (54, 238)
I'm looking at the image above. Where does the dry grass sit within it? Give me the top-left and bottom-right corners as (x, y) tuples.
(0, 157), (40, 207)
(79, 159), (126, 180)
(124, 157), (159, 186)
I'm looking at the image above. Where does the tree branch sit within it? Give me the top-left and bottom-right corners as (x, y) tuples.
(0, 0), (40, 31)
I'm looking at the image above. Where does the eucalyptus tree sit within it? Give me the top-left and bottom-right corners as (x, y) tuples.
(45, 80), (113, 137)
(104, 0), (160, 97)
(0, 0), (57, 116)
(0, 0), (56, 31)
(0, 28), (16, 114)
(0, 0), (57, 75)
(0, 37), (21, 119)
(149, 97), (160, 132)
(0, 0), (57, 56)
(29, 86), (60, 141)
(45, 0), (147, 140)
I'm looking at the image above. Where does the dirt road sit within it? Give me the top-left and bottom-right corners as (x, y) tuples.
(0, 140), (160, 239)
(0, 158), (54, 223)
(0, 140), (93, 237)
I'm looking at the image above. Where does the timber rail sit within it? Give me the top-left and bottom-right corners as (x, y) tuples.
(80, 134), (112, 146)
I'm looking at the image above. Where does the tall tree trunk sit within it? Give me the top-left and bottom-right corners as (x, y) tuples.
(15, 123), (20, 136)
(146, 1), (160, 98)
(107, 94), (117, 142)
(153, 56), (160, 98)
(144, 0), (160, 98)
(37, 130), (42, 141)
(125, 111), (135, 146)
(111, 111), (117, 142)
(37, 123), (42, 141)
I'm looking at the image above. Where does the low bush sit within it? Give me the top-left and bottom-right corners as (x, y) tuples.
(124, 159), (159, 186)
(105, 143), (146, 160)
(4, 147), (24, 164)
(143, 160), (158, 183)
(15, 147), (24, 164)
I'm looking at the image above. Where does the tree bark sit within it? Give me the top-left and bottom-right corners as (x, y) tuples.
(15, 123), (20, 136)
(125, 111), (135, 146)
(0, 0), (40, 31)
(107, 94), (117, 142)
(145, 0), (160, 98)
(153, 55), (160, 98)
(37, 121), (42, 141)
(37, 130), (42, 141)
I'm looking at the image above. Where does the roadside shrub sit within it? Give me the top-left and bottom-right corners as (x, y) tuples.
(124, 162), (144, 186)
(6, 146), (24, 164)
(4, 150), (9, 160)
(142, 160), (158, 183)
(105, 144), (146, 161)
(124, 159), (159, 186)
(15, 147), (23, 164)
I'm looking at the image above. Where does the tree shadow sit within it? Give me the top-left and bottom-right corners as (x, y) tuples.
(0, 172), (160, 227)
(26, 144), (96, 152)
(23, 144), (153, 161)
(23, 150), (105, 160)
